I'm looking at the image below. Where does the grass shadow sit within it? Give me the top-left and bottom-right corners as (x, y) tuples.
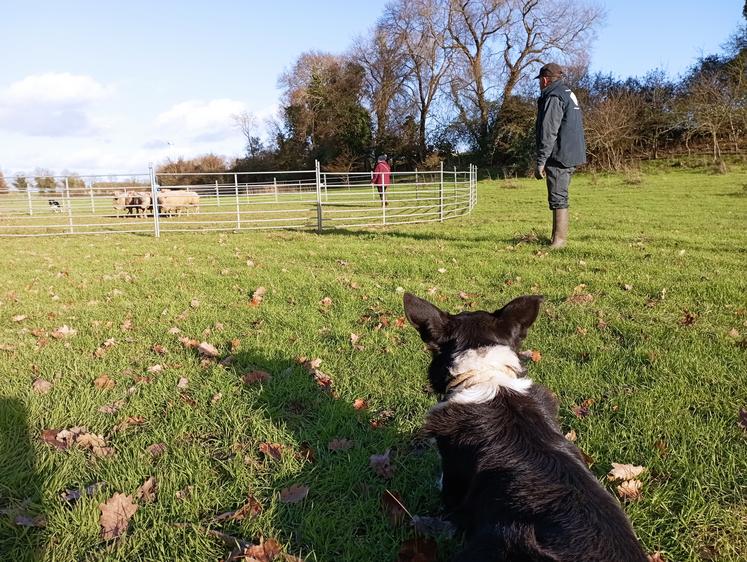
(0, 398), (44, 561)
(224, 347), (449, 560)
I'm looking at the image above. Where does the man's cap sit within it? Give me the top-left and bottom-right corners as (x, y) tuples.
(377, 154), (388, 160)
(534, 63), (563, 79)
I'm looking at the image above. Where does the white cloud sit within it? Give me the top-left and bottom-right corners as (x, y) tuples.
(155, 98), (246, 143)
(0, 73), (113, 137)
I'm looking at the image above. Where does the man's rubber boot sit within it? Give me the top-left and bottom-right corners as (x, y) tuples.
(550, 208), (569, 248)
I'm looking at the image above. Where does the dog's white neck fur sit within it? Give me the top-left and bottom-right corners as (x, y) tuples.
(444, 345), (532, 405)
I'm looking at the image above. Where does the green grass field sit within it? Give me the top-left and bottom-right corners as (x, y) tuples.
(1, 167), (746, 561)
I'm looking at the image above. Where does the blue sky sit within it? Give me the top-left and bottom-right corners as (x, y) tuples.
(0, 0), (741, 176)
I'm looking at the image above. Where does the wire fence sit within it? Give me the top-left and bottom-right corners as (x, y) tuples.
(0, 162), (477, 237)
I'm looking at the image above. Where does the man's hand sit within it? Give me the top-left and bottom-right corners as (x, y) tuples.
(534, 164), (546, 180)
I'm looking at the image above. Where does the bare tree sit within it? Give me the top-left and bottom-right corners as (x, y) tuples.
(584, 90), (642, 170)
(34, 168), (57, 194)
(446, 0), (602, 163)
(234, 111), (264, 157)
(13, 174), (29, 193)
(351, 23), (408, 148)
(446, 0), (511, 159)
(384, 0), (453, 161)
(0, 170), (7, 195)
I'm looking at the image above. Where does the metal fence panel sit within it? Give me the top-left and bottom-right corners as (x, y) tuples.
(0, 163), (476, 237)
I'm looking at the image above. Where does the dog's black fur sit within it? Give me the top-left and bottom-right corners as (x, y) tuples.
(48, 199), (62, 212)
(404, 293), (648, 562)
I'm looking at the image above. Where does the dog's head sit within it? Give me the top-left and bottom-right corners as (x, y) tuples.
(403, 293), (543, 395)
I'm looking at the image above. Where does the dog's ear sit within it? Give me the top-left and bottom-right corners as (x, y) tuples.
(494, 295), (543, 343)
(403, 293), (449, 348)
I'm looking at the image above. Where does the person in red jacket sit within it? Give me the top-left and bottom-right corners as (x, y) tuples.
(371, 154), (391, 203)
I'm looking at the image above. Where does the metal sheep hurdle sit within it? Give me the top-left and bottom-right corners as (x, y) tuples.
(0, 162), (477, 237)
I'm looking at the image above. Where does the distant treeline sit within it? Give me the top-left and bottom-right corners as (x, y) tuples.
(1, 1), (744, 190)
(224, 0), (746, 176)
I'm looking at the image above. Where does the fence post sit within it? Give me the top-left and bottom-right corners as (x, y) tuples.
(415, 167), (419, 200)
(439, 161), (444, 222)
(454, 166), (457, 199)
(315, 160), (323, 233)
(149, 164), (160, 238)
(88, 185), (95, 213)
(273, 177), (278, 202)
(234, 173), (241, 230)
(215, 180), (220, 206)
(64, 177), (74, 233)
(27, 187), (33, 216)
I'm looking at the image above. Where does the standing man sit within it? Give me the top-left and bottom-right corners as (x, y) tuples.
(372, 154), (391, 204)
(535, 63), (586, 248)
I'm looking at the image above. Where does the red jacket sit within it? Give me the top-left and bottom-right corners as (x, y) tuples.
(372, 160), (391, 187)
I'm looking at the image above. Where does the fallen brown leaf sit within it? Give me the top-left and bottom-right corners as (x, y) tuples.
(382, 490), (408, 526)
(152, 344), (167, 355)
(616, 479), (643, 501)
(136, 477), (157, 503)
(51, 325), (76, 339)
(14, 514), (47, 528)
(259, 442), (283, 461)
(146, 443), (167, 458)
(243, 370), (271, 385)
(608, 463), (646, 481)
(250, 287), (267, 307)
(328, 438), (354, 452)
(32, 378), (53, 394)
(353, 398), (368, 410)
(93, 374), (116, 390)
(12, 314), (27, 322)
(197, 342), (219, 358)
(279, 484), (309, 504)
(370, 449), (394, 479)
(98, 400), (125, 415)
(99, 493), (138, 540)
(177, 377), (189, 389)
(397, 536), (438, 562)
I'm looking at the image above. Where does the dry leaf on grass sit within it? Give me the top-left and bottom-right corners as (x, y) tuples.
(190, 299), (200, 309)
(12, 314), (27, 322)
(397, 536), (438, 562)
(177, 377), (189, 389)
(616, 479), (643, 500)
(381, 490), (408, 526)
(14, 514), (47, 528)
(60, 481), (106, 503)
(98, 400), (125, 415)
(243, 370), (271, 385)
(51, 325), (76, 339)
(648, 552), (666, 562)
(320, 296), (333, 308)
(93, 374), (116, 390)
(607, 463), (646, 481)
(250, 287), (267, 307)
(99, 493), (138, 540)
(564, 429), (577, 442)
(353, 398), (368, 410)
(328, 438), (354, 452)
(32, 378), (53, 394)
(213, 495), (263, 523)
(739, 408), (747, 432)
(146, 443), (167, 458)
(147, 364), (164, 374)
(370, 449), (394, 479)
(136, 476), (157, 503)
(152, 344), (167, 355)
(571, 399), (594, 418)
(121, 318), (133, 331)
(197, 342), (219, 358)
(167, 326), (181, 335)
(279, 484), (309, 504)
(259, 442), (283, 461)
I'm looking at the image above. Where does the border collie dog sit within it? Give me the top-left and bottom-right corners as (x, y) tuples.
(403, 293), (648, 562)
(48, 199), (62, 213)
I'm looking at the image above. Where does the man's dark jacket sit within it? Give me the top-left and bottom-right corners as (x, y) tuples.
(536, 79), (587, 168)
